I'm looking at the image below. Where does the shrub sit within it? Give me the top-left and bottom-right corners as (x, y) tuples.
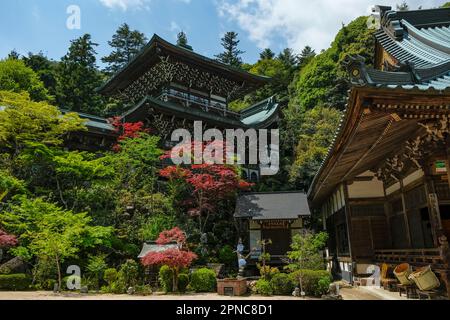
(104, 268), (118, 285)
(317, 276), (332, 296)
(159, 265), (173, 293)
(289, 270), (331, 296)
(255, 279), (272, 296)
(0, 274), (32, 291)
(218, 245), (235, 266)
(118, 260), (139, 288)
(189, 268), (216, 292)
(259, 266), (279, 280)
(270, 273), (295, 295)
(177, 273), (189, 293)
(135, 284), (152, 296)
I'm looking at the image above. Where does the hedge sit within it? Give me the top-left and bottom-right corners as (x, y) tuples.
(0, 274), (32, 291)
(270, 273), (295, 295)
(289, 270), (331, 296)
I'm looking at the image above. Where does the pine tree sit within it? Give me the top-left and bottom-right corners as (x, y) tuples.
(259, 48), (275, 60)
(102, 23), (147, 74)
(22, 52), (58, 97)
(215, 31), (245, 67)
(298, 46), (316, 69)
(7, 50), (20, 60)
(177, 31), (188, 47)
(277, 48), (298, 69)
(56, 34), (104, 115)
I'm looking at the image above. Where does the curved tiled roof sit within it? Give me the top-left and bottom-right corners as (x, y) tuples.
(376, 7), (450, 68)
(240, 96), (280, 128)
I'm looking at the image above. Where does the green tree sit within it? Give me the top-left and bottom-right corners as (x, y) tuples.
(0, 197), (113, 291)
(0, 90), (85, 155)
(288, 106), (342, 188)
(286, 231), (328, 271)
(102, 23), (147, 74)
(259, 48), (275, 61)
(86, 254), (108, 291)
(0, 59), (51, 102)
(442, 2), (450, 8)
(285, 231), (328, 294)
(22, 52), (59, 97)
(290, 16), (375, 111)
(215, 31), (245, 67)
(298, 46), (316, 69)
(7, 50), (20, 60)
(277, 48), (298, 69)
(56, 34), (105, 115)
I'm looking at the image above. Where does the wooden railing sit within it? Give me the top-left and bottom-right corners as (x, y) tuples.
(374, 248), (447, 271)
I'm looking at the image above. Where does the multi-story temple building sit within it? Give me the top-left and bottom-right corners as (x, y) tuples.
(67, 34), (281, 180)
(308, 6), (450, 297)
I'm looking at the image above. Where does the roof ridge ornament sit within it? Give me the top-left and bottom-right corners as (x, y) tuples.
(343, 55), (371, 86)
(397, 61), (422, 83)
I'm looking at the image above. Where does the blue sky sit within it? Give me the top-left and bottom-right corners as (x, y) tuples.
(0, 0), (445, 67)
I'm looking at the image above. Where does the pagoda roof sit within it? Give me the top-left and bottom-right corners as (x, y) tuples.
(374, 6), (450, 68)
(99, 34), (270, 97)
(122, 95), (280, 129)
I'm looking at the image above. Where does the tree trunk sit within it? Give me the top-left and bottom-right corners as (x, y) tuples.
(172, 267), (179, 292)
(55, 255), (62, 293)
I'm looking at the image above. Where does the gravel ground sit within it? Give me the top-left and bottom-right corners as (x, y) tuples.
(0, 291), (315, 300)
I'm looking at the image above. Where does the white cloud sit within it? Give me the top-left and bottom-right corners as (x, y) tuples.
(170, 21), (181, 32)
(99, 0), (191, 11)
(98, 0), (151, 11)
(217, 0), (444, 53)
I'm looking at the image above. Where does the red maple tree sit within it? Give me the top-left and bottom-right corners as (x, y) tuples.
(109, 117), (151, 152)
(160, 141), (253, 232)
(141, 228), (197, 292)
(0, 229), (18, 248)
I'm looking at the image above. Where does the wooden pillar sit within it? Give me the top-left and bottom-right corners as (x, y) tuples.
(343, 183), (354, 260)
(383, 183), (393, 248)
(446, 137), (450, 189)
(424, 164), (443, 246)
(400, 180), (412, 248)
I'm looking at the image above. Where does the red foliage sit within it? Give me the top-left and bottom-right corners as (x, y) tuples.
(141, 248), (197, 269)
(0, 229), (18, 248)
(156, 227), (186, 246)
(159, 144), (253, 218)
(141, 228), (197, 270)
(109, 117), (151, 152)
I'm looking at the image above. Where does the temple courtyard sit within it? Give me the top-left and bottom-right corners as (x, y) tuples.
(0, 287), (407, 300)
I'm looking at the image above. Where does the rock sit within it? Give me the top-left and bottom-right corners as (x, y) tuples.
(127, 287), (135, 295)
(0, 257), (27, 274)
(292, 287), (300, 297)
(80, 286), (89, 294)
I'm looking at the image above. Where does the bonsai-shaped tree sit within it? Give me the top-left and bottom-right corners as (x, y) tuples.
(257, 239), (275, 280)
(141, 227), (197, 292)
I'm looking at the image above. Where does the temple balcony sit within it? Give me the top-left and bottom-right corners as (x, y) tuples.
(156, 88), (241, 120)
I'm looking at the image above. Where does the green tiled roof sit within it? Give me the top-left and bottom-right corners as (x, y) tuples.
(375, 6), (450, 68)
(240, 97), (280, 128)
